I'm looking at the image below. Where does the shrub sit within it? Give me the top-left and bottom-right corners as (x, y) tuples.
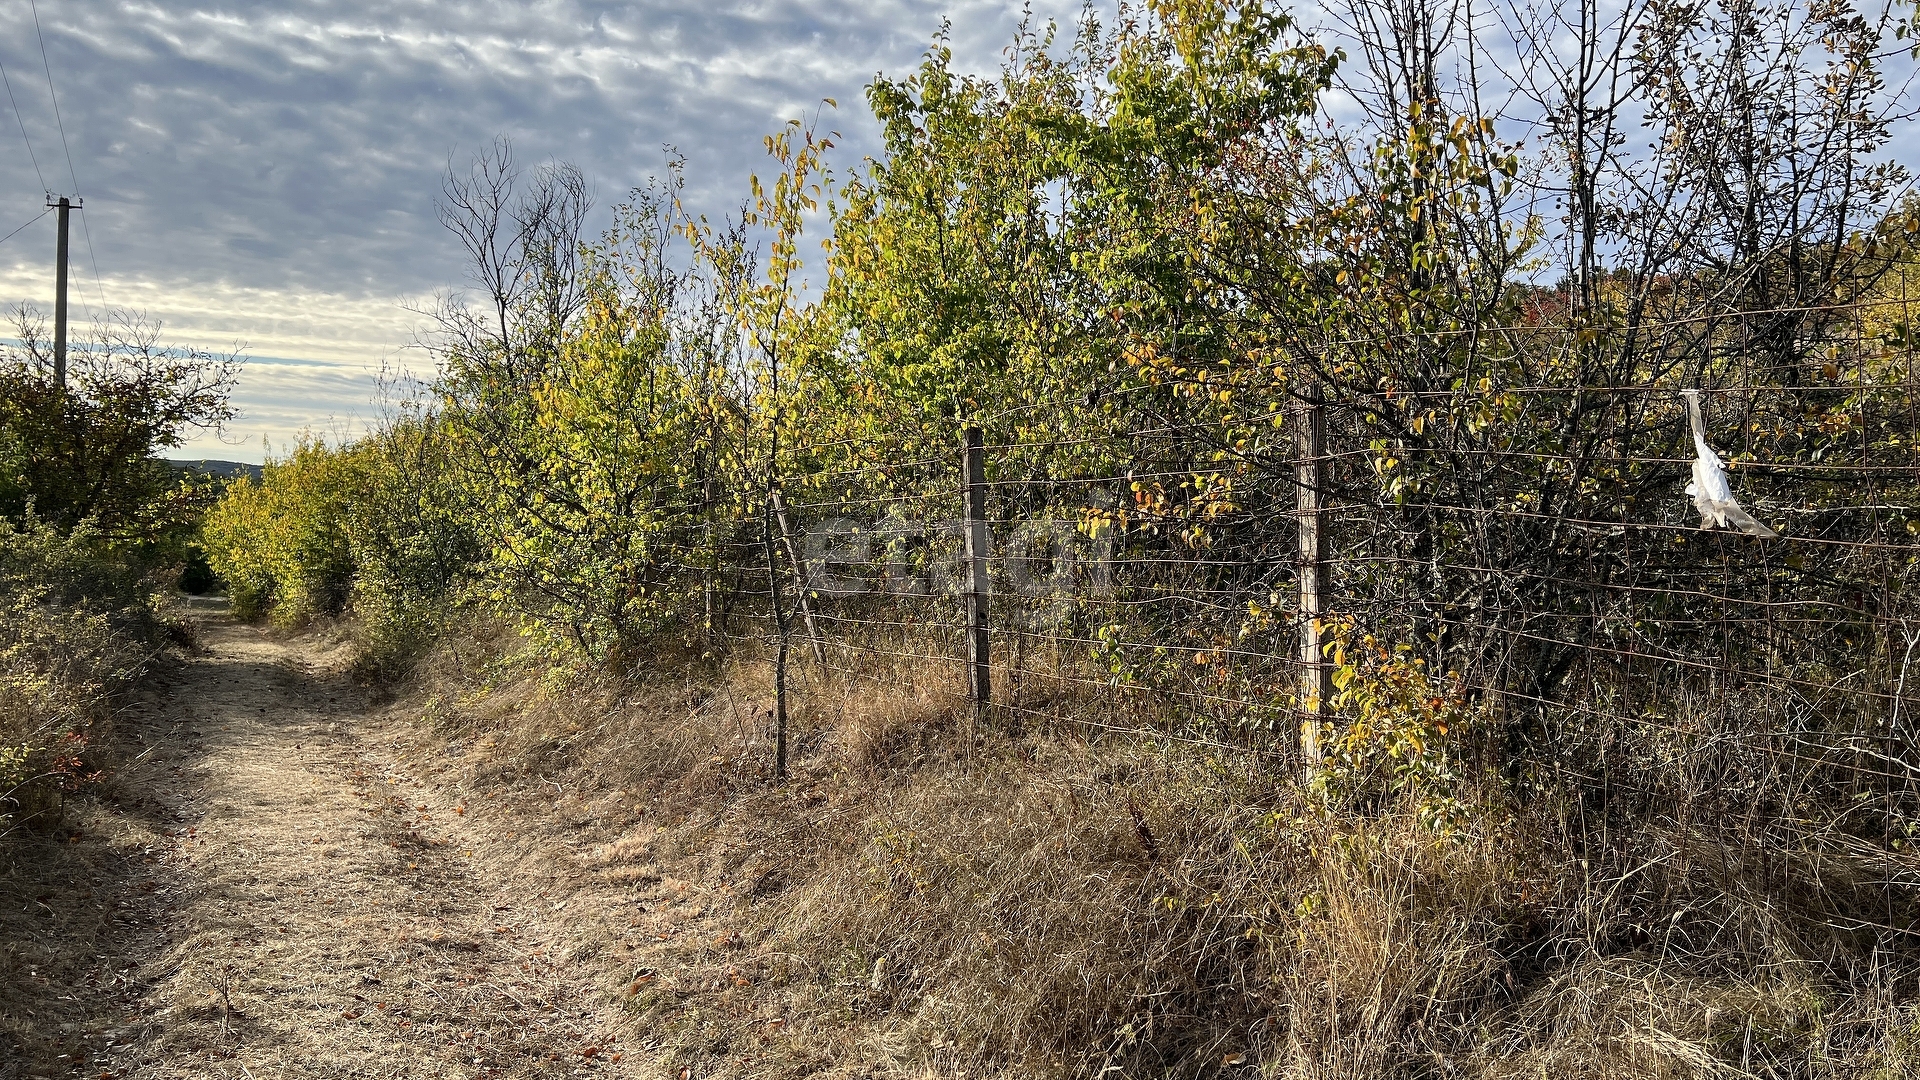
(0, 308), (238, 540)
(201, 436), (366, 625)
(342, 415), (481, 674)
(201, 420), (480, 671)
(0, 517), (153, 825)
(433, 179), (738, 669)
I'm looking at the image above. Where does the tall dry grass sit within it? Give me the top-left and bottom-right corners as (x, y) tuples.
(385, 619), (1920, 1079)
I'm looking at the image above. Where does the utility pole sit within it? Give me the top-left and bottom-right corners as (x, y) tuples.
(49, 194), (76, 387)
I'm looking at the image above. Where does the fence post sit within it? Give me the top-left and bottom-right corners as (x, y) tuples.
(770, 489), (828, 670)
(759, 496), (790, 780)
(1296, 390), (1328, 765)
(962, 427), (993, 735)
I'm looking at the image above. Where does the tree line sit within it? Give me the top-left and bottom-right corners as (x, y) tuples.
(204, 0), (1920, 816)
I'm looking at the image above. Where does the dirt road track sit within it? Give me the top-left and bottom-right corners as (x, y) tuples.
(3, 602), (654, 1078)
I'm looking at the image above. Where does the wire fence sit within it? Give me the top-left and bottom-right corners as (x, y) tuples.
(638, 344), (1920, 828)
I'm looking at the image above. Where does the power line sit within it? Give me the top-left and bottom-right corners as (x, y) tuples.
(74, 203), (107, 313)
(0, 54), (46, 194)
(0, 206), (49, 247)
(28, 0), (107, 315)
(28, 1), (76, 198)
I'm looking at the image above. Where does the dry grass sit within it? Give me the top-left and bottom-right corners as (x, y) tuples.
(0, 542), (178, 1071)
(26, 582), (1920, 1076)
(65, 607), (1911, 1079)
(0, 675), (178, 1074)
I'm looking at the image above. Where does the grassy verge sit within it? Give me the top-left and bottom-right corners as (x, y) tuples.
(0, 520), (191, 1069)
(360, 620), (1920, 1079)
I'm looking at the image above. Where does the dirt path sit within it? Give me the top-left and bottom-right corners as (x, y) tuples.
(7, 602), (665, 1079)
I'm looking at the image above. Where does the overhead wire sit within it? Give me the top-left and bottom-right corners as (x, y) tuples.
(28, 0), (107, 316)
(0, 205), (50, 248)
(25, 1), (70, 196)
(0, 52), (46, 193)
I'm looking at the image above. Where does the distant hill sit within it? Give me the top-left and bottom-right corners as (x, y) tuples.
(167, 459), (264, 482)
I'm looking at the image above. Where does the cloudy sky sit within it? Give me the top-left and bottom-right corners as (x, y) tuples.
(0, 0), (1089, 460)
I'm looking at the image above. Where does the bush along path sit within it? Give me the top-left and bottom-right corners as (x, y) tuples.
(9, 598), (699, 1079)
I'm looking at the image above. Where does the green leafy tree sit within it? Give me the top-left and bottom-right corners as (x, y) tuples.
(437, 163), (743, 666)
(0, 307), (239, 543)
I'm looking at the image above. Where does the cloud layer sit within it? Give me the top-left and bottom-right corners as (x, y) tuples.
(0, 0), (1086, 458)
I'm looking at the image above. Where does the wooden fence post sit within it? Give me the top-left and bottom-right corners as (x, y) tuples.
(759, 497), (790, 780)
(1296, 390), (1329, 765)
(769, 489), (828, 670)
(962, 427), (992, 735)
